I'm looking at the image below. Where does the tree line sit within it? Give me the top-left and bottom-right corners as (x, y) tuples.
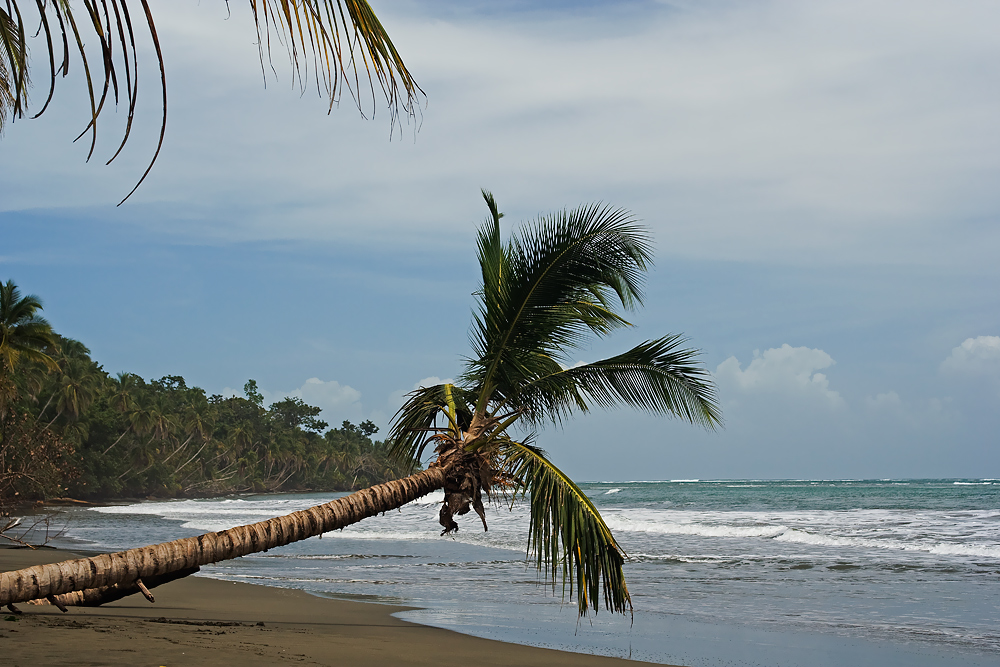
(0, 281), (412, 504)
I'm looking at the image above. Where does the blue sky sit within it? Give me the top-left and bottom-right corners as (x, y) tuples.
(2, 0), (998, 480)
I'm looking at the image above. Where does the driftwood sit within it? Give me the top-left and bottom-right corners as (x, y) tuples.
(135, 578), (155, 602)
(27, 567), (200, 611)
(45, 595), (68, 612)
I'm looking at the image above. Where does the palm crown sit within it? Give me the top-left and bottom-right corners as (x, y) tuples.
(0, 279), (56, 374)
(388, 192), (721, 615)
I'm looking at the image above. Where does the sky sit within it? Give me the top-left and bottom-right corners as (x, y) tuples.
(2, 0), (998, 480)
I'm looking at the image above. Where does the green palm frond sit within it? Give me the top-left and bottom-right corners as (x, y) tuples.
(517, 335), (721, 427)
(498, 439), (631, 616)
(0, 4), (29, 128)
(0, 280), (56, 373)
(249, 1), (422, 122)
(386, 383), (476, 470)
(474, 189), (506, 335)
(465, 197), (654, 412)
(1, 1), (422, 203)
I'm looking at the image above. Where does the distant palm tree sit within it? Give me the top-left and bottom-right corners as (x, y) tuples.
(34, 338), (100, 430)
(0, 194), (720, 616)
(41, 356), (101, 429)
(108, 372), (139, 415)
(0, 1), (422, 202)
(0, 280), (56, 378)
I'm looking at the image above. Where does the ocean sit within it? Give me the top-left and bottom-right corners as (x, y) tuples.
(35, 479), (1000, 666)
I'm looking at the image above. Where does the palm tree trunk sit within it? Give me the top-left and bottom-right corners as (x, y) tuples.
(0, 467), (444, 606)
(102, 427), (131, 455)
(42, 408), (63, 432)
(34, 393), (56, 423)
(160, 434), (194, 464)
(174, 440), (210, 475)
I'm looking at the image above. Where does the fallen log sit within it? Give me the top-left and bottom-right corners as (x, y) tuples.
(0, 469), (444, 607)
(27, 567), (200, 610)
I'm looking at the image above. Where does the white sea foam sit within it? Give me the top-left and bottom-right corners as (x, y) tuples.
(91, 491), (447, 526)
(597, 506), (1000, 561)
(410, 490), (446, 504)
(773, 528), (1000, 558)
(605, 516), (788, 539)
(604, 488), (622, 495)
(92, 497), (339, 516)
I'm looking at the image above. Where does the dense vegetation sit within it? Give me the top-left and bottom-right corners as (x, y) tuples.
(0, 284), (412, 504)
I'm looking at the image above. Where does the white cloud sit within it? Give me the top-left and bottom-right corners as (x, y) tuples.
(866, 390), (902, 410)
(715, 344), (845, 408)
(272, 378), (364, 427)
(412, 376), (453, 390)
(941, 336), (1000, 375)
(861, 391), (956, 430)
(288, 377), (361, 412)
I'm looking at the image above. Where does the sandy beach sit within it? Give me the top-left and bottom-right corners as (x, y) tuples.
(1, 547), (671, 667)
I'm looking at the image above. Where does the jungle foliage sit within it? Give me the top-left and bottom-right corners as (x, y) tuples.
(0, 286), (409, 503)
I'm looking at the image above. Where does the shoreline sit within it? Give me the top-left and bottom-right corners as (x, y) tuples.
(1, 547), (674, 666)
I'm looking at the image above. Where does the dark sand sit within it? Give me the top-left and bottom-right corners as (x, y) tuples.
(1, 548), (672, 666)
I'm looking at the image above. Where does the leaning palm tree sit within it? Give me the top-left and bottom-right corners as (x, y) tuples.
(1, 1), (421, 203)
(0, 193), (720, 616)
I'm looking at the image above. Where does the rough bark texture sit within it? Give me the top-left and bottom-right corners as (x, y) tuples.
(29, 566), (200, 608)
(0, 467), (445, 606)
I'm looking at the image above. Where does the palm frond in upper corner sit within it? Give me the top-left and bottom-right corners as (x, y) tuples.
(0, 5), (29, 129)
(249, 0), (423, 123)
(1, 1), (422, 204)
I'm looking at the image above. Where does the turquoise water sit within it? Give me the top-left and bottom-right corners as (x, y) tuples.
(39, 479), (1000, 666)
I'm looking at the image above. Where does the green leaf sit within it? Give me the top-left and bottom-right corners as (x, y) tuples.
(2, 1), (423, 203)
(464, 199), (653, 413)
(499, 440), (631, 616)
(386, 383), (476, 470)
(518, 335), (722, 427)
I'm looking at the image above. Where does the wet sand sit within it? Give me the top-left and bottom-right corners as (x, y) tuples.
(1, 548), (672, 666)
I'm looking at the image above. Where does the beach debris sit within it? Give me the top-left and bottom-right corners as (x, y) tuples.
(150, 617), (256, 627)
(23, 566), (200, 610)
(136, 578), (155, 603)
(45, 595), (68, 613)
